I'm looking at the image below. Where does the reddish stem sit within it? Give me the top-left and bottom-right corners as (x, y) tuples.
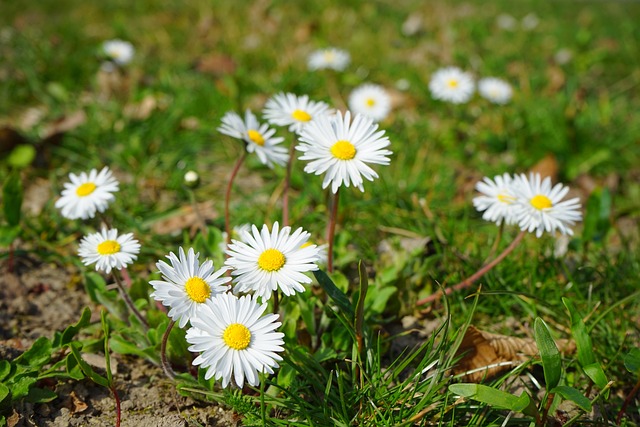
(326, 189), (340, 273)
(282, 140), (296, 227)
(416, 230), (526, 306)
(225, 152), (247, 246)
(110, 385), (121, 427)
(160, 319), (176, 380)
(617, 377), (640, 425)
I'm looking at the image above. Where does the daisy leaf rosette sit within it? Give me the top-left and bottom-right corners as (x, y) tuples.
(218, 110), (288, 168)
(186, 293), (285, 388)
(296, 110), (392, 194)
(55, 166), (119, 220)
(150, 247), (231, 328)
(473, 173), (518, 226)
(225, 222), (320, 301)
(78, 228), (140, 274)
(513, 173), (582, 237)
(262, 92), (332, 134)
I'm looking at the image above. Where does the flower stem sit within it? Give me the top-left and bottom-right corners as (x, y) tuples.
(225, 151), (247, 246)
(110, 385), (121, 427)
(282, 139), (297, 227)
(160, 319), (176, 380)
(326, 188), (340, 273)
(113, 271), (148, 328)
(416, 230), (526, 306)
(187, 188), (208, 237)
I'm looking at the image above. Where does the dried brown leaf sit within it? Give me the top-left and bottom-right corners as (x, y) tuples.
(69, 390), (88, 414)
(529, 153), (558, 182)
(40, 110), (87, 139)
(194, 54), (236, 76)
(150, 201), (218, 235)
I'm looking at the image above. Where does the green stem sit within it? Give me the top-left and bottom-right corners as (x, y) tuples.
(326, 188), (340, 273)
(113, 271), (148, 329)
(225, 151), (247, 246)
(282, 139), (296, 227)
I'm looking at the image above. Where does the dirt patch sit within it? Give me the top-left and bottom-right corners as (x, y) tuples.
(1, 259), (237, 427)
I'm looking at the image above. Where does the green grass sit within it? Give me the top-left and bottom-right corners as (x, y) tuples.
(2, 0), (640, 425)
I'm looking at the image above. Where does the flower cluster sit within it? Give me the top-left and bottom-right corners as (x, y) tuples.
(428, 66), (513, 105)
(473, 172), (582, 237)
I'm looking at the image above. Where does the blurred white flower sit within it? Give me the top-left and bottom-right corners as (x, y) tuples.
(348, 83), (392, 122)
(307, 47), (350, 71)
(478, 77), (513, 105)
(263, 93), (332, 134)
(428, 67), (475, 104)
(496, 14), (518, 31)
(78, 228), (140, 274)
(55, 166), (119, 220)
(521, 13), (540, 30)
(473, 173), (518, 226)
(102, 39), (135, 65)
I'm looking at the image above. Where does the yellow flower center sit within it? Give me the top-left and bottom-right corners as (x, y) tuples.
(184, 277), (211, 303)
(330, 140), (357, 160)
(76, 182), (97, 197)
(497, 193), (516, 204)
(447, 79), (459, 88)
(247, 129), (265, 146)
(366, 98), (376, 107)
(258, 248), (286, 272)
(530, 194), (553, 210)
(292, 109), (312, 122)
(223, 323), (251, 350)
(97, 240), (121, 255)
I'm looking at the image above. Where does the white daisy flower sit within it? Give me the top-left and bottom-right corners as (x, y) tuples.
(428, 67), (475, 104)
(55, 167), (119, 220)
(473, 173), (518, 225)
(307, 47), (351, 71)
(102, 39), (135, 65)
(478, 77), (513, 105)
(225, 222), (320, 301)
(512, 173), (582, 237)
(296, 110), (392, 194)
(218, 110), (288, 169)
(348, 83), (392, 122)
(186, 293), (284, 388)
(78, 228), (140, 274)
(262, 93), (332, 134)
(150, 247), (231, 328)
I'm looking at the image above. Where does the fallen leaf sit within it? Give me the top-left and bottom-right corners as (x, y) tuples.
(453, 325), (574, 382)
(149, 201), (219, 235)
(69, 390), (88, 415)
(40, 110), (86, 139)
(529, 153), (558, 182)
(194, 54), (236, 76)
(23, 177), (51, 216)
(7, 409), (20, 427)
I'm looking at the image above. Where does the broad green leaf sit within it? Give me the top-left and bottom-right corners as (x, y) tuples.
(0, 225), (20, 247)
(68, 343), (109, 388)
(534, 318), (562, 390)
(449, 383), (533, 413)
(313, 270), (354, 318)
(25, 387), (57, 403)
(583, 363), (608, 390)
(53, 307), (92, 348)
(7, 144), (36, 169)
(9, 376), (37, 400)
(2, 172), (22, 227)
(562, 298), (595, 367)
(624, 348), (640, 375)
(101, 310), (113, 384)
(15, 337), (51, 368)
(581, 188), (611, 243)
(65, 354), (86, 380)
(0, 383), (10, 405)
(552, 385), (592, 412)
(109, 335), (148, 359)
(0, 361), (10, 382)
(366, 286), (397, 315)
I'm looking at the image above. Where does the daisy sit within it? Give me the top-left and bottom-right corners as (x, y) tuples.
(428, 67), (475, 104)
(186, 293), (284, 388)
(348, 83), (392, 122)
(78, 228), (140, 274)
(262, 93), (332, 134)
(55, 167), (119, 220)
(150, 247), (231, 328)
(512, 173), (582, 237)
(473, 173), (519, 225)
(307, 47), (351, 71)
(296, 110), (392, 193)
(218, 110), (288, 168)
(102, 39), (135, 65)
(225, 222), (320, 301)
(478, 77), (513, 105)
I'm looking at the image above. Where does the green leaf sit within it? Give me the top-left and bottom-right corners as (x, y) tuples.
(534, 318), (562, 390)
(583, 363), (608, 390)
(562, 298), (595, 367)
(53, 307), (92, 348)
(624, 348), (640, 375)
(7, 144), (36, 169)
(68, 343), (109, 388)
(109, 335), (148, 358)
(0, 361), (10, 382)
(0, 225), (20, 247)
(581, 188), (611, 243)
(25, 387), (57, 404)
(14, 337), (51, 368)
(0, 383), (10, 405)
(101, 310), (113, 384)
(65, 354), (85, 380)
(552, 385), (592, 412)
(2, 172), (23, 227)
(9, 376), (37, 400)
(449, 383), (533, 413)
(313, 270), (354, 318)
(354, 261), (368, 348)
(366, 286), (397, 315)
